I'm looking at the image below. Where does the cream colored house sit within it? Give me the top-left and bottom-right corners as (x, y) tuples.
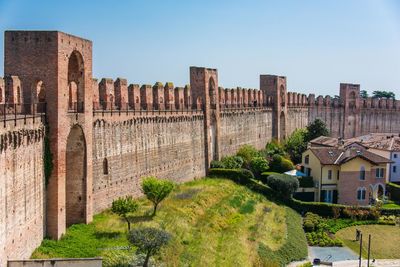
(302, 145), (391, 205)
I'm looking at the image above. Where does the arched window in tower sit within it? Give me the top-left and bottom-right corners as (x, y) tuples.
(103, 158), (109, 175)
(33, 80), (46, 103)
(68, 51), (85, 112)
(209, 77), (216, 108)
(280, 85), (285, 106)
(68, 81), (77, 110)
(349, 91), (357, 109)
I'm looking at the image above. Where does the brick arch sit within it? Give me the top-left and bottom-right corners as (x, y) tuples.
(68, 50), (85, 112)
(65, 124), (87, 227)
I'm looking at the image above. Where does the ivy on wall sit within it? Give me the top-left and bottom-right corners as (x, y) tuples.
(44, 127), (53, 187)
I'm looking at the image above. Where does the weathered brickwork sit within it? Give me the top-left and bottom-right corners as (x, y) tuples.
(1, 30), (400, 264)
(218, 108), (273, 157)
(91, 112), (206, 213)
(0, 119), (45, 265)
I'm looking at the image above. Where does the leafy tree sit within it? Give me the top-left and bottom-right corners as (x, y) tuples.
(265, 173), (299, 198)
(111, 196), (139, 231)
(264, 139), (286, 158)
(128, 227), (171, 267)
(284, 128), (308, 164)
(305, 119), (329, 142)
(221, 155), (244, 169)
(142, 177), (174, 216)
(372, 90), (396, 100)
(249, 156), (269, 178)
(236, 144), (260, 167)
(360, 90), (368, 99)
(269, 155), (294, 173)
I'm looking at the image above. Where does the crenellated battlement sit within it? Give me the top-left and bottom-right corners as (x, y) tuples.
(93, 78), (195, 111)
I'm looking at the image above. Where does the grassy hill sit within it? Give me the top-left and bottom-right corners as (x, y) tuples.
(32, 178), (307, 266)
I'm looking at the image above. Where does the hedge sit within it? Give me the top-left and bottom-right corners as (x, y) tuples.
(387, 182), (400, 202)
(208, 168), (254, 185)
(298, 176), (314, 188)
(289, 198), (400, 217)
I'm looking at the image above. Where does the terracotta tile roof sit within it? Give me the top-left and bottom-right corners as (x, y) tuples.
(309, 136), (339, 147)
(309, 133), (400, 152)
(344, 133), (400, 152)
(310, 147), (344, 165)
(309, 147), (392, 166)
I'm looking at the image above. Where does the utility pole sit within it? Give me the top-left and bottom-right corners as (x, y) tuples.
(359, 233), (363, 267)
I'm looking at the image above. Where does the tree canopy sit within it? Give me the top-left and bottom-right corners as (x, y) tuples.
(305, 119), (329, 142)
(111, 196), (138, 231)
(128, 227), (171, 267)
(142, 177), (174, 216)
(372, 90), (396, 100)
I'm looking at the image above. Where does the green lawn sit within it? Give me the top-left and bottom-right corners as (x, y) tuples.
(336, 225), (400, 259)
(383, 202), (400, 209)
(32, 178), (307, 266)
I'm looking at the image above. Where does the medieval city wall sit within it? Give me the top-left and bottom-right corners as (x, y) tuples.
(359, 98), (400, 135)
(2, 29), (400, 265)
(0, 118), (45, 265)
(91, 111), (206, 213)
(218, 108), (273, 157)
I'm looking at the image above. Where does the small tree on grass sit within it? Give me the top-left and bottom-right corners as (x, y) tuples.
(142, 177), (174, 216)
(111, 196), (139, 231)
(128, 227), (171, 267)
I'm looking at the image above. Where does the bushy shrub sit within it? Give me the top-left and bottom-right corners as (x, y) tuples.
(265, 173), (299, 198)
(306, 231), (342, 247)
(249, 156), (269, 178)
(210, 160), (225, 169)
(269, 155), (294, 173)
(236, 145), (260, 167)
(303, 212), (343, 247)
(208, 168), (255, 185)
(303, 212), (322, 232)
(264, 139), (287, 158)
(221, 155), (244, 169)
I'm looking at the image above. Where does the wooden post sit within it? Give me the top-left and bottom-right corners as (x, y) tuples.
(367, 234), (371, 267)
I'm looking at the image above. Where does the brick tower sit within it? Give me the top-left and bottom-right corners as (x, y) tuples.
(340, 83), (360, 138)
(4, 31), (94, 239)
(190, 67), (220, 168)
(260, 75), (287, 141)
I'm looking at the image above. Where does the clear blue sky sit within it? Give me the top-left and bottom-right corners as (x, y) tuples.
(0, 0), (399, 96)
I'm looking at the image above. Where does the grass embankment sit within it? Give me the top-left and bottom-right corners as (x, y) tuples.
(336, 225), (400, 259)
(32, 178), (307, 266)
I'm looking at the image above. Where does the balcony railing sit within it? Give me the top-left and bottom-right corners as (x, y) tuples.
(1, 103), (46, 126)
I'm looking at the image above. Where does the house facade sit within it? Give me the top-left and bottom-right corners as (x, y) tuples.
(302, 145), (391, 205)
